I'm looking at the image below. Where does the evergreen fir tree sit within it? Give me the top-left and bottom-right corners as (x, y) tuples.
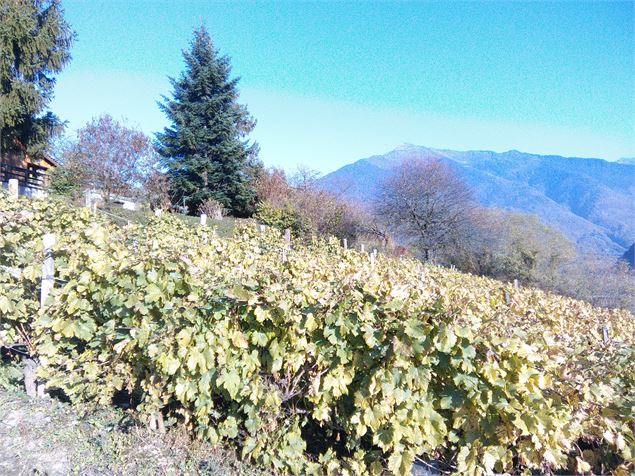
(156, 26), (260, 216)
(0, 0), (74, 160)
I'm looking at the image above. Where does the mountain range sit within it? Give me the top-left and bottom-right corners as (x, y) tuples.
(318, 145), (635, 256)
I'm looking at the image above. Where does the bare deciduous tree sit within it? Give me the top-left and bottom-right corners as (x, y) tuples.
(254, 166), (381, 243)
(448, 207), (635, 312)
(64, 115), (158, 203)
(143, 170), (171, 210)
(254, 168), (292, 208)
(374, 158), (474, 261)
(289, 165), (321, 191)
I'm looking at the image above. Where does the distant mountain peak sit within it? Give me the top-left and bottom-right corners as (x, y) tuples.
(319, 146), (635, 256)
(382, 144), (617, 163)
(395, 143), (419, 151)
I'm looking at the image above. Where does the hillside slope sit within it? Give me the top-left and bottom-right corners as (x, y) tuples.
(319, 145), (635, 255)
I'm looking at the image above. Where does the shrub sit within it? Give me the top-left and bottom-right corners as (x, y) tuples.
(254, 167), (380, 244)
(48, 163), (86, 199)
(199, 197), (226, 220)
(254, 201), (310, 236)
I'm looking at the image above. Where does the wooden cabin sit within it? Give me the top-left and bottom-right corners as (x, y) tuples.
(0, 151), (57, 190)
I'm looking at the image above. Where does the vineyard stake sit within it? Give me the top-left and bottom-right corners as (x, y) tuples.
(200, 213), (207, 226)
(513, 279), (519, 289)
(8, 178), (19, 199)
(40, 233), (56, 308)
(360, 244), (365, 253)
(149, 413), (165, 433)
(284, 228), (291, 248)
(27, 232), (56, 398)
(342, 238), (348, 250)
(602, 325), (609, 343)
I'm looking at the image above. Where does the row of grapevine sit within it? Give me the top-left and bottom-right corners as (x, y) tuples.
(0, 192), (633, 474)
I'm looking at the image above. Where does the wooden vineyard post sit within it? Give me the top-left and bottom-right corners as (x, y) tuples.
(26, 233), (56, 398)
(149, 413), (165, 433)
(602, 325), (609, 343)
(8, 178), (18, 199)
(513, 279), (519, 290)
(342, 238), (348, 250)
(360, 244), (365, 253)
(281, 229), (290, 263)
(40, 233), (55, 308)
(200, 213), (207, 226)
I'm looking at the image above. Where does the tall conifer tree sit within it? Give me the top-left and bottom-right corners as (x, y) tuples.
(156, 26), (260, 216)
(0, 0), (74, 160)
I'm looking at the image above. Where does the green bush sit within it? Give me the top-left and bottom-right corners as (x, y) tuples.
(254, 201), (310, 237)
(48, 163), (86, 199)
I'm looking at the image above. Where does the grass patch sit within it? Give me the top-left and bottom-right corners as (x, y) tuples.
(96, 205), (244, 239)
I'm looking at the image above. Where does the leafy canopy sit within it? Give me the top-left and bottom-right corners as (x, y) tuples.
(0, 0), (74, 158)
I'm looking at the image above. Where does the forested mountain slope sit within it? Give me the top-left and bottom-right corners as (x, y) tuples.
(319, 145), (635, 255)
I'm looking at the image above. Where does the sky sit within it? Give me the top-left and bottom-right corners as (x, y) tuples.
(50, 0), (635, 174)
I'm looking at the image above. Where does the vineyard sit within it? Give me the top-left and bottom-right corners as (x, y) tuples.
(0, 192), (633, 475)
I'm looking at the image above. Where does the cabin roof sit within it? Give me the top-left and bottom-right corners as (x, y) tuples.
(40, 155), (59, 167)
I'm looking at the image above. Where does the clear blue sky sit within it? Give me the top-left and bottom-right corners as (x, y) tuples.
(51, 0), (634, 173)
